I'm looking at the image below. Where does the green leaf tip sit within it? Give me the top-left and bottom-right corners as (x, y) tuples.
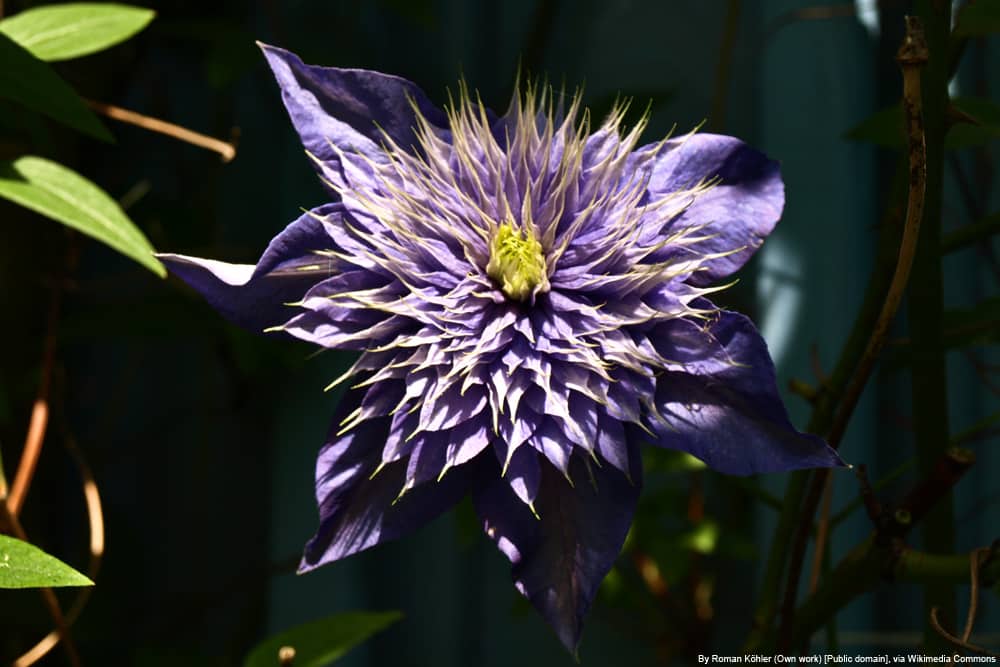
(244, 610), (402, 667)
(0, 3), (155, 62)
(0, 156), (166, 277)
(0, 534), (93, 589)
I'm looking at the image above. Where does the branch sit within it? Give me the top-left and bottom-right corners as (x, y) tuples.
(789, 449), (980, 647)
(793, 543), (1000, 646)
(85, 99), (238, 163)
(825, 15), (927, 451)
(942, 212), (1000, 255)
(908, 1), (956, 647)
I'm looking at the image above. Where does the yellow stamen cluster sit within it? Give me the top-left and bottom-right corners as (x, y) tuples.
(486, 222), (549, 302)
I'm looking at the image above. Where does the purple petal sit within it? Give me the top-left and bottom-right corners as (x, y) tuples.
(648, 311), (844, 475)
(642, 133), (784, 284)
(300, 391), (473, 571)
(158, 203), (344, 332)
(259, 44), (448, 172)
(491, 439), (541, 508)
(473, 449), (641, 653)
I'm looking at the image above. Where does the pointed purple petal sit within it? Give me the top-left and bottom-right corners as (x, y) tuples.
(300, 391), (473, 570)
(643, 133), (784, 284)
(259, 44), (447, 171)
(648, 311), (844, 475)
(158, 203), (344, 332)
(473, 449), (641, 653)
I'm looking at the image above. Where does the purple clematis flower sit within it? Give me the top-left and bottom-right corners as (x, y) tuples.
(159, 45), (843, 652)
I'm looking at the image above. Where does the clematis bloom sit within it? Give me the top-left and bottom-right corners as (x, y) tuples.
(160, 44), (843, 652)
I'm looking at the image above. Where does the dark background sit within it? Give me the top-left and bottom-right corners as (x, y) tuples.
(1, 0), (998, 664)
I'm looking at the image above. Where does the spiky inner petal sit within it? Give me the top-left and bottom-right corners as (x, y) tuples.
(486, 222), (549, 301)
(281, 81), (735, 500)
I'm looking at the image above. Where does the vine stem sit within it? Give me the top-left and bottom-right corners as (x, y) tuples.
(909, 0), (954, 648)
(7, 284), (61, 517)
(824, 16), (927, 450)
(928, 547), (997, 659)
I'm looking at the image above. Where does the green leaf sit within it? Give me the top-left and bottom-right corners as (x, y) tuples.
(0, 535), (93, 588)
(679, 519), (719, 555)
(845, 104), (904, 149)
(0, 2), (154, 61)
(642, 447), (707, 474)
(244, 611), (402, 667)
(947, 96), (1000, 149)
(0, 32), (111, 141)
(846, 97), (1000, 150)
(0, 156), (165, 276)
(954, 0), (1000, 36)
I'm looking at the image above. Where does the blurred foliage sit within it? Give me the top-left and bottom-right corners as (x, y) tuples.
(0, 31), (110, 140)
(244, 611), (402, 667)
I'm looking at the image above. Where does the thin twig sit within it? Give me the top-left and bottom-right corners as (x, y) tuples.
(789, 378), (820, 404)
(808, 475), (834, 594)
(13, 435), (105, 667)
(762, 2), (858, 44)
(778, 469), (828, 648)
(84, 98), (237, 163)
(853, 464), (882, 524)
(898, 448), (975, 526)
(929, 607), (999, 658)
(960, 548), (988, 643)
(809, 344), (828, 384)
(7, 288), (61, 517)
(710, 0), (741, 131)
(0, 501), (82, 667)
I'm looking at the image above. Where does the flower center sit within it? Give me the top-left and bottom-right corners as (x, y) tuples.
(486, 222), (549, 302)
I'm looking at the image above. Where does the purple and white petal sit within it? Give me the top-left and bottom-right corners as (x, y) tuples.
(158, 203), (346, 332)
(260, 43), (448, 172)
(640, 133), (784, 285)
(161, 49), (845, 654)
(301, 391), (475, 570)
(474, 449), (641, 653)
(647, 311), (844, 475)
